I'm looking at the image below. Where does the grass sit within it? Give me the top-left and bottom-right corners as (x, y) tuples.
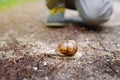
(0, 0), (38, 11)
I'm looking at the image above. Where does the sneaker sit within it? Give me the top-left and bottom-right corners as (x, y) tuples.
(46, 12), (66, 27)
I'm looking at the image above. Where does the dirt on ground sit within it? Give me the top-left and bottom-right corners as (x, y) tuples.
(0, 0), (120, 80)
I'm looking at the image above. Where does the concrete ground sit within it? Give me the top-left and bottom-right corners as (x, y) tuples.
(0, 0), (120, 80)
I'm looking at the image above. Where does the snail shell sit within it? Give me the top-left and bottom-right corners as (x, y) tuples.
(57, 40), (78, 56)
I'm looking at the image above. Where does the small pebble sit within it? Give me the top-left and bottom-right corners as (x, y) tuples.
(33, 67), (38, 71)
(23, 78), (28, 80)
(43, 62), (47, 66)
(45, 76), (48, 80)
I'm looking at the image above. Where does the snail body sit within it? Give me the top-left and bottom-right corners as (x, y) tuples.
(57, 40), (78, 56)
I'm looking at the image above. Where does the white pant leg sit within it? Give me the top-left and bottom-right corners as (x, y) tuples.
(75, 0), (113, 24)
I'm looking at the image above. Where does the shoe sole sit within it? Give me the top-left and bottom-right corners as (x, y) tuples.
(46, 23), (66, 28)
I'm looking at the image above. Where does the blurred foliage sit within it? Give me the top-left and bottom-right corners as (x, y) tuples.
(0, 0), (38, 11)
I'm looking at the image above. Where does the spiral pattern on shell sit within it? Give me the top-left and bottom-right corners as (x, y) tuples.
(57, 40), (78, 56)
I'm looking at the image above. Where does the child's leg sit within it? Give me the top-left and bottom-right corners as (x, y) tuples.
(46, 0), (65, 9)
(75, 0), (113, 24)
(46, 0), (77, 13)
(46, 0), (66, 27)
(65, 0), (76, 10)
(46, 0), (65, 14)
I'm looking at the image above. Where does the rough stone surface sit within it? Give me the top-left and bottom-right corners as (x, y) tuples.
(0, 0), (120, 80)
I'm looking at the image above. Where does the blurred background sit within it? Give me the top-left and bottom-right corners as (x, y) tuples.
(0, 0), (38, 11)
(0, 1), (120, 80)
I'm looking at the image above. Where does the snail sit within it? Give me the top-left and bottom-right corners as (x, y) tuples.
(56, 40), (78, 56)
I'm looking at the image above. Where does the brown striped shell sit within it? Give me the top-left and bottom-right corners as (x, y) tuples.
(57, 40), (78, 56)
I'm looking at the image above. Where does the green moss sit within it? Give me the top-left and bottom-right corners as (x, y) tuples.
(0, 0), (38, 11)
